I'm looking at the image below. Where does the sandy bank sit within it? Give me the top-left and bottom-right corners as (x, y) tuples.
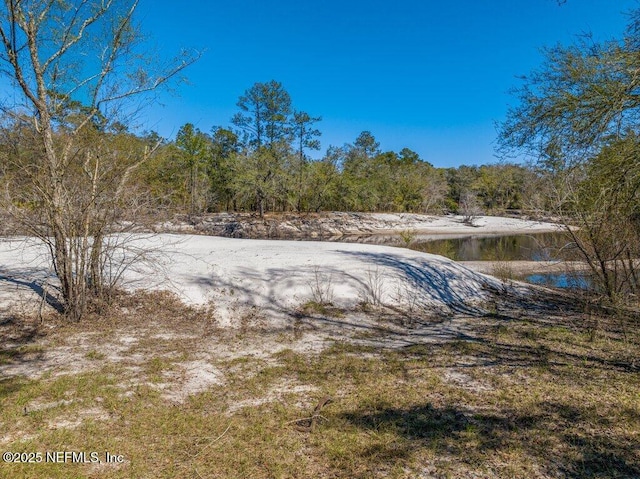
(0, 234), (504, 324)
(157, 212), (562, 240)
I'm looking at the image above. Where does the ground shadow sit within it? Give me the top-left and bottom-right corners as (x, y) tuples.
(187, 247), (497, 334)
(188, 263), (485, 345)
(0, 314), (44, 393)
(336, 249), (496, 315)
(331, 285), (639, 477)
(339, 400), (640, 478)
(0, 270), (63, 313)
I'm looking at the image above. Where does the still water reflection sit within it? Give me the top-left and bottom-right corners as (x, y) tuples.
(410, 232), (567, 262)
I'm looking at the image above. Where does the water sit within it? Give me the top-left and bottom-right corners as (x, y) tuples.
(409, 232), (567, 262)
(306, 230), (588, 290)
(526, 272), (591, 289)
(405, 232), (592, 290)
(304, 230), (587, 290)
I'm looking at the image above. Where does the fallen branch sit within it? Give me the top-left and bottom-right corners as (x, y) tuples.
(288, 395), (333, 432)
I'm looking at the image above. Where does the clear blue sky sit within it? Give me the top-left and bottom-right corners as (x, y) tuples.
(136, 0), (637, 168)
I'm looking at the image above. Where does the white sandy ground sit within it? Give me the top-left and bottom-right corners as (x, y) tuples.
(0, 216), (559, 324)
(162, 212), (563, 239)
(363, 213), (562, 235)
(0, 234), (503, 326)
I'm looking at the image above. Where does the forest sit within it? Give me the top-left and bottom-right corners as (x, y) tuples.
(140, 80), (537, 218)
(0, 79), (536, 218)
(132, 80), (537, 217)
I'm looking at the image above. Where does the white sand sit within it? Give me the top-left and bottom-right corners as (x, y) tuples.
(366, 213), (561, 234)
(160, 213), (562, 240)
(0, 232), (505, 324)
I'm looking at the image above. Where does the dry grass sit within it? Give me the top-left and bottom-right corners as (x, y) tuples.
(491, 260), (518, 281)
(0, 289), (638, 478)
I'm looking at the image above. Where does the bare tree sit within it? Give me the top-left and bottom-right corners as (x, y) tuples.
(459, 190), (483, 226)
(0, 0), (197, 320)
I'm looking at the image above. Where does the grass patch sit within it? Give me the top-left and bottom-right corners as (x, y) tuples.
(300, 300), (345, 317)
(85, 350), (106, 361)
(0, 290), (638, 478)
(491, 260), (518, 281)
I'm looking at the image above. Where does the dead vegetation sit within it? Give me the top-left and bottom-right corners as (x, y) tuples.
(0, 289), (638, 478)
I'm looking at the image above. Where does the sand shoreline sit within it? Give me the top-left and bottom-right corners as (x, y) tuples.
(0, 215), (568, 322)
(158, 212), (563, 239)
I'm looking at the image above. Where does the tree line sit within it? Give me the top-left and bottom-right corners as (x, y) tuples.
(0, 78), (549, 219)
(119, 80), (532, 217)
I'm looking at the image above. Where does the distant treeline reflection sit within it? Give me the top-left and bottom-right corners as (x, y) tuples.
(411, 232), (566, 262)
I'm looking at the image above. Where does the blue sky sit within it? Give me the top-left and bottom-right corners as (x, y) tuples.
(136, 0), (637, 167)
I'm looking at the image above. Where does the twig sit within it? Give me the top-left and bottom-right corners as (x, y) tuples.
(289, 396), (333, 432)
(192, 423), (232, 458)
